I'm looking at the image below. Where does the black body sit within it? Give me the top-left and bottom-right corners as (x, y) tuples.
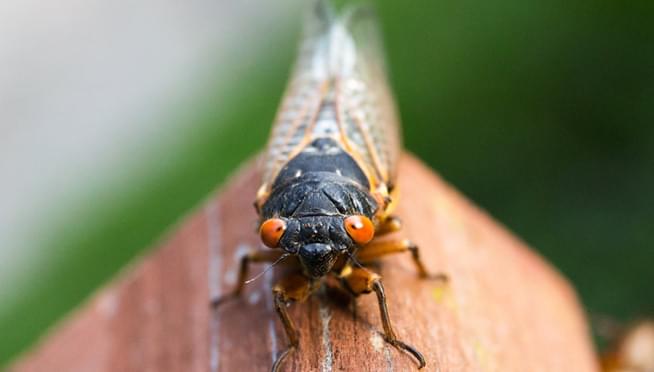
(261, 138), (378, 278)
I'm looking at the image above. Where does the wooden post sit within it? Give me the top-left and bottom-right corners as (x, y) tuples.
(10, 155), (600, 372)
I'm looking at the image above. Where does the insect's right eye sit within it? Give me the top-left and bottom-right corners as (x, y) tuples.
(260, 218), (287, 248)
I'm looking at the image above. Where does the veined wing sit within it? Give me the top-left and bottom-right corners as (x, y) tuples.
(261, 1), (401, 196)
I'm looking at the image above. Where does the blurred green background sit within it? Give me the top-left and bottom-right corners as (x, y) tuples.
(1, 0), (653, 365)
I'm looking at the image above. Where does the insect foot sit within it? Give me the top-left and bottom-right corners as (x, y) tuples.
(271, 345), (297, 372)
(386, 337), (427, 369)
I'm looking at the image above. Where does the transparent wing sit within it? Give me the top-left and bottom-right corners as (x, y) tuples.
(261, 1), (401, 193)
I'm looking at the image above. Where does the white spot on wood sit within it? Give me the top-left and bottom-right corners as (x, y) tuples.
(248, 291), (261, 305)
(319, 300), (333, 372)
(295, 169), (302, 178)
(206, 200), (221, 372)
(264, 268), (278, 362)
(224, 269), (237, 286)
(370, 331), (385, 352)
(335, 169), (342, 176)
(370, 330), (394, 371)
(383, 344), (394, 372)
(234, 243), (251, 259)
(96, 291), (119, 318)
(224, 243), (250, 285)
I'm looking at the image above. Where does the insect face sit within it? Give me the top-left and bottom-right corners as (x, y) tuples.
(298, 242), (337, 278)
(260, 215), (359, 278)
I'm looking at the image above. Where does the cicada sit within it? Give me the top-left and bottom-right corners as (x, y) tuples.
(214, 1), (439, 370)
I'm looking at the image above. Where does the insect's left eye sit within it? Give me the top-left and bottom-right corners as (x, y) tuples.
(344, 215), (375, 245)
(260, 218), (287, 248)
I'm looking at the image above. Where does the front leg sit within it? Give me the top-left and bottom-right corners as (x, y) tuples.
(211, 249), (284, 308)
(341, 267), (426, 369)
(271, 272), (314, 372)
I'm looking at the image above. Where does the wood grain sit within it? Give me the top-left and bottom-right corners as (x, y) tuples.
(10, 155), (600, 372)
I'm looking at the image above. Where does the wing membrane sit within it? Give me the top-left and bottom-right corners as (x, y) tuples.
(261, 2), (400, 193)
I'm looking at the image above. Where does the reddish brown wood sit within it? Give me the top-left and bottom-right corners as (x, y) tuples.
(10, 155), (600, 372)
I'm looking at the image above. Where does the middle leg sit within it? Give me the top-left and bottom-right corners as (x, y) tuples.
(356, 238), (445, 280)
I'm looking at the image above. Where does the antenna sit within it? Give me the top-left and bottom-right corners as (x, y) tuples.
(244, 253), (290, 285)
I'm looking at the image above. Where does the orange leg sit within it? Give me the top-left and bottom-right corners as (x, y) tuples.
(211, 249), (284, 308)
(376, 215), (403, 236)
(271, 273), (315, 372)
(341, 267), (426, 369)
(356, 238), (446, 280)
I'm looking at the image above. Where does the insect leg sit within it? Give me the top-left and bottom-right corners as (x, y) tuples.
(271, 273), (313, 372)
(356, 239), (446, 281)
(211, 249), (284, 308)
(372, 279), (426, 369)
(375, 215), (403, 236)
(341, 267), (426, 369)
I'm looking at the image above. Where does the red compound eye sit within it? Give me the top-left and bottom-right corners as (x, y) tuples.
(344, 215), (375, 245)
(260, 218), (286, 248)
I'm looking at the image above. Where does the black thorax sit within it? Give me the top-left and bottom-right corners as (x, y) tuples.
(262, 138), (377, 220)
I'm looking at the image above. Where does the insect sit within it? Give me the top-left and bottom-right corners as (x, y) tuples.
(213, 1), (441, 370)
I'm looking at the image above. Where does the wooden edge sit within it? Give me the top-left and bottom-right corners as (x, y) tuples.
(10, 154), (600, 372)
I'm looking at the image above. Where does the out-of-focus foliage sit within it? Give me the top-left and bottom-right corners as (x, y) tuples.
(377, 0), (654, 321)
(1, 0), (652, 365)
